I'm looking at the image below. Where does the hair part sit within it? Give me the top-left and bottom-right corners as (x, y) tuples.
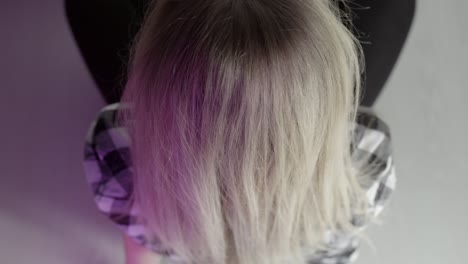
(117, 0), (368, 263)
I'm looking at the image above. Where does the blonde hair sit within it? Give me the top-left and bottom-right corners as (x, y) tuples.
(117, 0), (368, 263)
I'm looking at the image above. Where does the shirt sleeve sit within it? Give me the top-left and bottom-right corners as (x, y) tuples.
(82, 103), (169, 254)
(352, 106), (397, 218)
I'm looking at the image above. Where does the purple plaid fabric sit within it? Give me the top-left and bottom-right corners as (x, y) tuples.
(82, 103), (396, 263)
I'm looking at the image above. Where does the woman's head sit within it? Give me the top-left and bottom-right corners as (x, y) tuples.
(117, 0), (366, 263)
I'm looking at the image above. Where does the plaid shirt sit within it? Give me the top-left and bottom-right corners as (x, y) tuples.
(83, 102), (396, 263)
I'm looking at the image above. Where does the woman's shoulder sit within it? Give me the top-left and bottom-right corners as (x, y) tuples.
(355, 106), (391, 137)
(352, 106), (392, 162)
(88, 102), (123, 128)
(83, 101), (133, 210)
(352, 106), (396, 219)
(83, 102), (177, 256)
(83, 103), (158, 250)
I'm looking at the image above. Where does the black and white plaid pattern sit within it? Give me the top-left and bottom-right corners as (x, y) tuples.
(82, 103), (396, 263)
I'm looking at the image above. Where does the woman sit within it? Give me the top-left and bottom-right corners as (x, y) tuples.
(81, 0), (398, 263)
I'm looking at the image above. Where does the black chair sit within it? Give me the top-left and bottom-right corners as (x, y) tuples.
(65, 0), (416, 107)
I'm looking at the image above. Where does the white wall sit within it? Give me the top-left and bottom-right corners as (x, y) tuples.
(0, 1), (466, 263)
(359, 1), (468, 263)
